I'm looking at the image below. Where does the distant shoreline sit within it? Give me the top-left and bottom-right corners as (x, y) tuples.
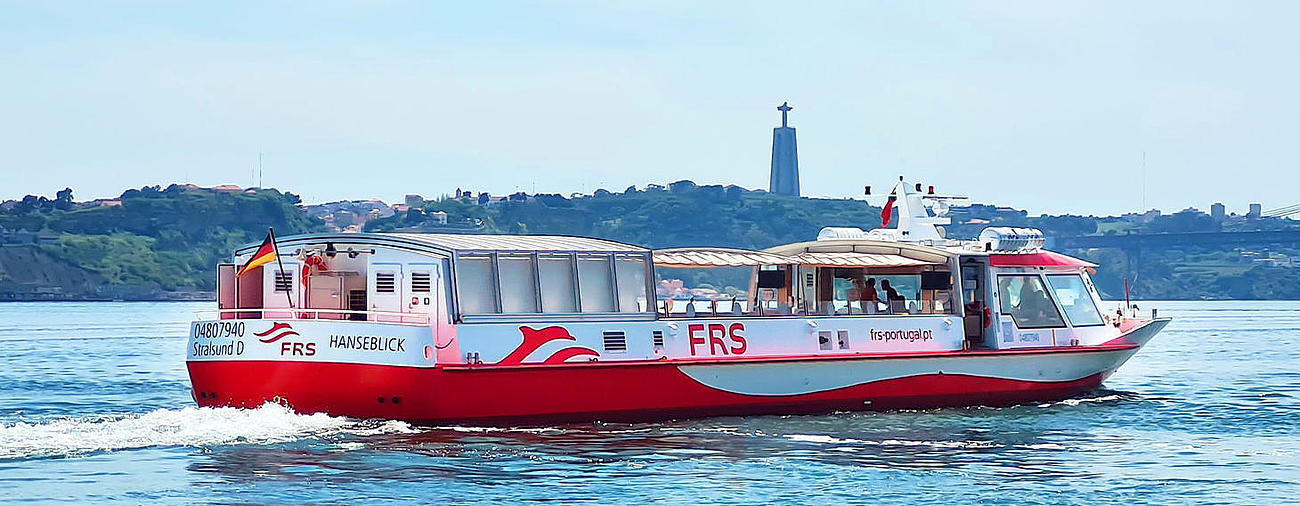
(3, 296), (1296, 303)
(0, 293), (213, 302)
(0, 298), (213, 303)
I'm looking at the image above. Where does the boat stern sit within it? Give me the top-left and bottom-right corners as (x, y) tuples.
(187, 318), (438, 416)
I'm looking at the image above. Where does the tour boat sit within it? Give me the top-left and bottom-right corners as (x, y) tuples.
(188, 178), (1169, 424)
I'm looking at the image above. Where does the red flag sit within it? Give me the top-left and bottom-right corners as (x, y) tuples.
(881, 196), (896, 227)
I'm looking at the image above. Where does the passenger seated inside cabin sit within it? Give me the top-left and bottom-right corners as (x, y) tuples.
(880, 279), (903, 301)
(877, 279), (902, 313)
(996, 274), (1065, 328)
(1019, 281), (1055, 322)
(848, 277), (880, 314)
(859, 277), (879, 304)
(816, 267), (955, 316)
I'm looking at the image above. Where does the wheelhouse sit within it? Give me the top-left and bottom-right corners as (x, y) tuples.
(649, 239), (1109, 350)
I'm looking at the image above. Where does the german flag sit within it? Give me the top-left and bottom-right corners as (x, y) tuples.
(236, 232), (277, 278)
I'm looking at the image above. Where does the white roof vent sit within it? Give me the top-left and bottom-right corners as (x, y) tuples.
(817, 227), (868, 241)
(978, 227), (1045, 252)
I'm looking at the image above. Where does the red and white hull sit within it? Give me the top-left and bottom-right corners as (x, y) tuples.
(195, 183), (1163, 424)
(189, 319), (1165, 424)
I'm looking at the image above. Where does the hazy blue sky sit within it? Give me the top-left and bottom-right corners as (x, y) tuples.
(2, 1), (1297, 215)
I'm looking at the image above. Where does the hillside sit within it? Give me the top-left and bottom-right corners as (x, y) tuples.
(366, 181), (1300, 300)
(0, 185), (322, 299)
(3, 180), (1299, 300)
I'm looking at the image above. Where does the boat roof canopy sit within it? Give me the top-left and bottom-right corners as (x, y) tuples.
(253, 233), (1086, 269)
(653, 247), (795, 268)
(240, 232), (647, 257)
(383, 233), (646, 254)
(653, 240), (951, 269)
(988, 251), (1097, 268)
(790, 252), (937, 268)
(765, 239), (952, 267)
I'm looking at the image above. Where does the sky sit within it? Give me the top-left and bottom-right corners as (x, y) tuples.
(1, 1), (1297, 216)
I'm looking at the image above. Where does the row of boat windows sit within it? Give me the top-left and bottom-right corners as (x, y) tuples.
(264, 255), (650, 317)
(267, 261), (1102, 328)
(454, 253), (651, 315)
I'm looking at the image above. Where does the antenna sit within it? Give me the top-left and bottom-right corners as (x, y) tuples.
(1141, 151), (1147, 210)
(258, 152), (264, 188)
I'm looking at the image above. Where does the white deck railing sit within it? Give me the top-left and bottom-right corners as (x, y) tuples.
(193, 308), (431, 325)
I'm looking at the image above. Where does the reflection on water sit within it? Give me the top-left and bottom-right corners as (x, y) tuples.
(0, 301), (1298, 504)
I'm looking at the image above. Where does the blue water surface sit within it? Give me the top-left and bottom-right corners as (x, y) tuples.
(0, 301), (1296, 504)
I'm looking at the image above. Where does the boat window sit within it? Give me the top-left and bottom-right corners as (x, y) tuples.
(875, 274), (920, 311)
(498, 255), (539, 313)
(577, 255), (615, 312)
(538, 254), (577, 313)
(1045, 274), (1105, 326)
(827, 269), (867, 314)
(455, 255), (498, 313)
(235, 265), (263, 318)
(996, 275), (1065, 328)
(453, 251), (652, 318)
(614, 255), (648, 312)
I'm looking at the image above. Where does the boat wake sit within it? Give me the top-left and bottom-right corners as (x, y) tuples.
(0, 403), (411, 460)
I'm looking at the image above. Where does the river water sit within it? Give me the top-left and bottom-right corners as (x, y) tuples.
(0, 301), (1296, 504)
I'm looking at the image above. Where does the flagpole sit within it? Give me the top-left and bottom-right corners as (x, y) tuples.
(268, 227), (295, 309)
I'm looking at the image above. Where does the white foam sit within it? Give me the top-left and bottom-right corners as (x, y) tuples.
(785, 433), (999, 449)
(0, 403), (353, 460)
(1038, 394), (1126, 408)
(343, 419), (421, 436)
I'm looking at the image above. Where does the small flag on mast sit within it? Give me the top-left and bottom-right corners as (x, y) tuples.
(236, 232), (277, 278)
(880, 195), (896, 227)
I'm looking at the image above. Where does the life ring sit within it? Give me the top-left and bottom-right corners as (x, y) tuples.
(301, 254), (328, 286)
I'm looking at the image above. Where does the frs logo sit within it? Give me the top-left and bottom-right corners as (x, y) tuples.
(254, 322), (316, 356)
(499, 326), (599, 365)
(687, 323), (746, 356)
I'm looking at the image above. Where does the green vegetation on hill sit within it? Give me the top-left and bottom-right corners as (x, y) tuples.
(370, 182), (895, 250)
(4, 180), (1299, 300)
(368, 181), (1300, 300)
(1, 185), (322, 296)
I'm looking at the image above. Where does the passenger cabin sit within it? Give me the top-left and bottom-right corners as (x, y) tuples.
(219, 233), (655, 326)
(215, 231), (1112, 353)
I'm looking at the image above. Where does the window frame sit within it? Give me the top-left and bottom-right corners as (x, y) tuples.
(496, 253), (541, 314)
(453, 254), (500, 314)
(996, 273), (1067, 329)
(1044, 273), (1106, 327)
(451, 250), (655, 322)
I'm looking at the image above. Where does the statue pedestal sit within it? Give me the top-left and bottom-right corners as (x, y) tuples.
(770, 126), (800, 196)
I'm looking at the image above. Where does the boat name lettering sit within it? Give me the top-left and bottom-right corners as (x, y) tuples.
(329, 335), (407, 353)
(192, 340), (244, 357)
(687, 323), (747, 356)
(869, 328), (934, 342)
(194, 321), (245, 339)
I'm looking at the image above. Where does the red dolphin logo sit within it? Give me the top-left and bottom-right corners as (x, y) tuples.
(253, 322), (300, 343)
(497, 326), (598, 365)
